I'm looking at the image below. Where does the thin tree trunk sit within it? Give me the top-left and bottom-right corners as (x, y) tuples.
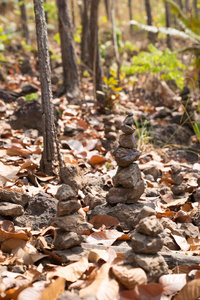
(56, 0), (80, 100)
(33, 0), (55, 175)
(89, 0), (105, 109)
(144, 0), (155, 44)
(71, 0), (75, 29)
(81, 0), (90, 65)
(104, 0), (110, 20)
(165, 1), (173, 50)
(18, 0), (29, 44)
(185, 0), (189, 13)
(128, 0), (133, 36)
(193, 0), (198, 18)
(111, 0), (120, 81)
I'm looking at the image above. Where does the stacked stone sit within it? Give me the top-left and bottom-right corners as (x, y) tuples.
(125, 206), (168, 282)
(171, 165), (187, 195)
(103, 114), (121, 141)
(51, 184), (93, 250)
(106, 111), (145, 204)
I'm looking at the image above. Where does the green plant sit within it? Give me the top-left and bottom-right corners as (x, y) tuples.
(134, 118), (153, 150)
(25, 93), (39, 101)
(102, 75), (122, 109)
(122, 44), (186, 89)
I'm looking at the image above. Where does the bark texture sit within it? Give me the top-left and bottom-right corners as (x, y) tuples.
(33, 0), (55, 175)
(165, 1), (173, 50)
(128, 0), (133, 35)
(56, 0), (80, 100)
(144, 0), (156, 43)
(18, 0), (29, 44)
(81, 0), (90, 65)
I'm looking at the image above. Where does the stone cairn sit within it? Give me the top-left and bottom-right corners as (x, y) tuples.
(51, 184), (92, 250)
(106, 111), (145, 205)
(102, 115), (122, 150)
(125, 206), (168, 282)
(171, 165), (187, 195)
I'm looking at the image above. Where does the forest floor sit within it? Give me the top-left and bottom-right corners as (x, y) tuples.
(0, 41), (200, 300)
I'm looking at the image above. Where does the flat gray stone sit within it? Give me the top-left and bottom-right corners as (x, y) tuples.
(119, 134), (137, 149)
(60, 165), (84, 192)
(113, 163), (141, 188)
(171, 183), (187, 195)
(0, 190), (30, 207)
(171, 173), (183, 185)
(107, 179), (145, 204)
(56, 184), (76, 201)
(0, 202), (23, 217)
(57, 200), (81, 216)
(50, 214), (93, 232)
(54, 229), (84, 250)
(114, 147), (140, 167)
(123, 115), (134, 125)
(134, 206), (155, 224)
(131, 231), (163, 254)
(135, 216), (164, 236)
(120, 124), (135, 134)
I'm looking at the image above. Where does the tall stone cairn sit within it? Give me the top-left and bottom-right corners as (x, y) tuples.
(106, 111), (145, 205)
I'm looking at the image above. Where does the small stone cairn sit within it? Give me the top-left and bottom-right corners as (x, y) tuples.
(171, 165), (187, 195)
(51, 184), (93, 250)
(125, 206), (169, 282)
(106, 111), (145, 204)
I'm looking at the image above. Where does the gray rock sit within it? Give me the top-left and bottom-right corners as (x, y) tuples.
(131, 231), (163, 254)
(193, 188), (200, 202)
(135, 216), (164, 236)
(57, 200), (81, 216)
(54, 230), (84, 250)
(14, 192), (58, 230)
(84, 193), (106, 210)
(53, 246), (85, 263)
(60, 165), (84, 191)
(180, 223), (199, 239)
(171, 165), (182, 174)
(123, 115), (134, 125)
(0, 202), (23, 217)
(113, 163), (141, 188)
(57, 291), (81, 300)
(171, 173), (183, 185)
(119, 134), (137, 149)
(50, 214), (93, 232)
(114, 147), (140, 167)
(9, 265), (25, 274)
(105, 132), (117, 140)
(107, 179), (145, 204)
(124, 250), (169, 282)
(56, 184), (76, 201)
(24, 129), (39, 139)
(134, 206), (155, 224)
(143, 166), (161, 181)
(145, 174), (154, 182)
(114, 119), (122, 129)
(120, 124), (135, 134)
(104, 125), (116, 133)
(159, 218), (177, 231)
(64, 124), (84, 137)
(0, 190), (30, 207)
(161, 232), (180, 250)
(89, 202), (145, 230)
(171, 183), (187, 195)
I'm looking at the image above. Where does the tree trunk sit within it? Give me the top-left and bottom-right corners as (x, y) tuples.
(70, 0), (75, 29)
(33, 0), (55, 175)
(81, 0), (90, 66)
(104, 0), (110, 20)
(165, 1), (173, 50)
(18, 0), (29, 44)
(56, 0), (80, 100)
(144, 0), (155, 44)
(89, 0), (105, 109)
(193, 0), (198, 18)
(44, 0), (48, 23)
(128, 0), (133, 36)
(111, 0), (120, 81)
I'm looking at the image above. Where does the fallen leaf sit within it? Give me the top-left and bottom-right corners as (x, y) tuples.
(79, 263), (119, 300)
(86, 229), (124, 247)
(40, 277), (65, 300)
(159, 274), (187, 295)
(170, 232), (190, 251)
(174, 278), (200, 300)
(90, 155), (107, 165)
(111, 264), (147, 289)
(89, 215), (120, 229)
(88, 249), (109, 263)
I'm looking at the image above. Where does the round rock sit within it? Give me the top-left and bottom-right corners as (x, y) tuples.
(114, 147), (140, 167)
(113, 163), (141, 188)
(119, 134), (137, 149)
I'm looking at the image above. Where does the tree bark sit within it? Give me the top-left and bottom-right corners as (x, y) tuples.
(18, 0), (29, 44)
(193, 0), (198, 18)
(144, 0), (155, 44)
(111, 0), (120, 81)
(81, 0), (90, 66)
(70, 0), (75, 29)
(128, 0), (133, 36)
(185, 0), (189, 13)
(165, 1), (173, 50)
(104, 0), (110, 20)
(89, 0), (105, 109)
(56, 0), (80, 100)
(33, 0), (55, 175)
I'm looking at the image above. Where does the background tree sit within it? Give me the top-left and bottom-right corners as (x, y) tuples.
(81, 0), (90, 66)
(144, 0), (156, 43)
(128, 0), (133, 36)
(104, 0), (110, 20)
(56, 0), (80, 100)
(33, 0), (55, 175)
(89, 0), (105, 110)
(165, 1), (173, 49)
(18, 0), (29, 44)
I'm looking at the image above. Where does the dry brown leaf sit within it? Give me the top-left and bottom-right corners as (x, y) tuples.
(170, 232), (190, 251)
(187, 238), (200, 251)
(111, 265), (147, 290)
(89, 215), (120, 229)
(79, 263), (119, 300)
(1, 238), (27, 253)
(174, 279), (200, 300)
(159, 274), (187, 295)
(40, 277), (65, 300)
(88, 249), (109, 263)
(90, 155), (107, 165)
(47, 257), (88, 282)
(0, 162), (19, 186)
(86, 230), (124, 247)
(17, 281), (46, 300)
(156, 211), (175, 219)
(173, 210), (190, 223)
(0, 221), (29, 242)
(19, 160), (38, 172)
